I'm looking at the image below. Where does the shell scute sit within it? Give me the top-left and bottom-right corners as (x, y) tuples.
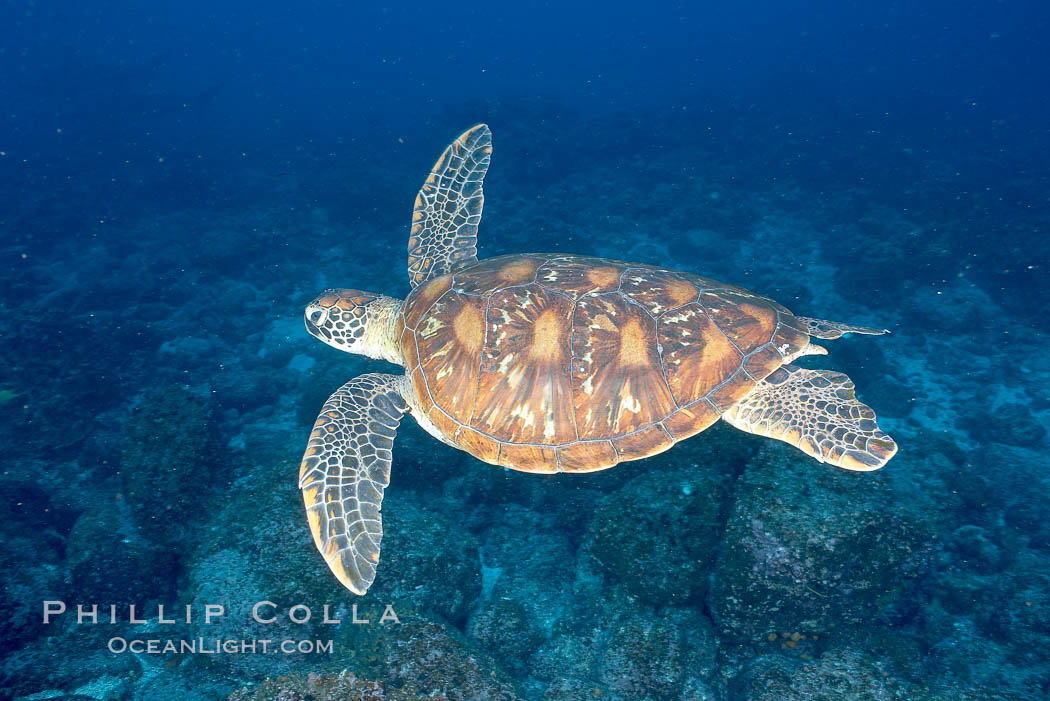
(707, 369), (758, 411)
(536, 255), (625, 298)
(400, 325), (420, 371)
(612, 424), (676, 461)
(663, 401), (721, 440)
(621, 268), (699, 315)
(658, 302), (742, 406)
(415, 290), (484, 424)
(744, 344), (785, 380)
(403, 274), (452, 329)
(456, 426), (500, 465)
(453, 254), (543, 296)
(426, 407), (461, 441)
(472, 284), (576, 444)
(571, 292), (677, 439)
(772, 317), (811, 360)
(499, 443), (557, 473)
(557, 440), (618, 473)
(699, 291), (779, 354)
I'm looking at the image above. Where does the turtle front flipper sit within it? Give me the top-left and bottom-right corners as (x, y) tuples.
(299, 373), (410, 594)
(794, 316), (889, 339)
(722, 365), (898, 471)
(407, 124), (492, 288)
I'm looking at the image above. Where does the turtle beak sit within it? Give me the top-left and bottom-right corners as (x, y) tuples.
(304, 316), (329, 342)
(305, 317), (332, 341)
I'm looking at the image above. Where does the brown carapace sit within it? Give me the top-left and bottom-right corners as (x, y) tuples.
(399, 253), (810, 473)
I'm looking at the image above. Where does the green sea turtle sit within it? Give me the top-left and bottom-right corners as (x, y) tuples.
(299, 124), (898, 594)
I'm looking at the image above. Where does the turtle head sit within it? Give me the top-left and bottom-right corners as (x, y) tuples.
(304, 289), (403, 364)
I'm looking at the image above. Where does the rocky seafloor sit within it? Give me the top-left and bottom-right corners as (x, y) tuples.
(1, 107), (1048, 700)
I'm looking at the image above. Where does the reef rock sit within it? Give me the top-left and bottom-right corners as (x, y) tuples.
(0, 478), (71, 654)
(121, 386), (223, 545)
(960, 402), (1046, 448)
(711, 444), (935, 643)
(529, 583), (719, 700)
(466, 597), (543, 676)
(582, 462), (732, 605)
(66, 503), (177, 606)
(733, 648), (919, 700)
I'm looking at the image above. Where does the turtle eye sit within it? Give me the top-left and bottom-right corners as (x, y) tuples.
(307, 307), (328, 326)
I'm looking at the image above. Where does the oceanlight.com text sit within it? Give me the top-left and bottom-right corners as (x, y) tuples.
(107, 637), (335, 655)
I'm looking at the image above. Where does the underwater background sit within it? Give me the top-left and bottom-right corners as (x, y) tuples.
(2, 1), (1049, 699)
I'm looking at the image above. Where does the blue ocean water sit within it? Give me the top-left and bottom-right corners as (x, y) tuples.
(2, 1), (1048, 699)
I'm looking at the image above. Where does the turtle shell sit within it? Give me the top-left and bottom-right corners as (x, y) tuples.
(399, 254), (809, 473)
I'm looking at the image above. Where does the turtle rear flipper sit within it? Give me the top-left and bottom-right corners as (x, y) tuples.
(299, 373), (410, 594)
(722, 365), (897, 471)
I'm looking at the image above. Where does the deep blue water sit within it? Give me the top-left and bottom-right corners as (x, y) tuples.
(2, 2), (1049, 699)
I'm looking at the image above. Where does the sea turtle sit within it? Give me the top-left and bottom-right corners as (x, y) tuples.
(299, 124), (898, 594)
